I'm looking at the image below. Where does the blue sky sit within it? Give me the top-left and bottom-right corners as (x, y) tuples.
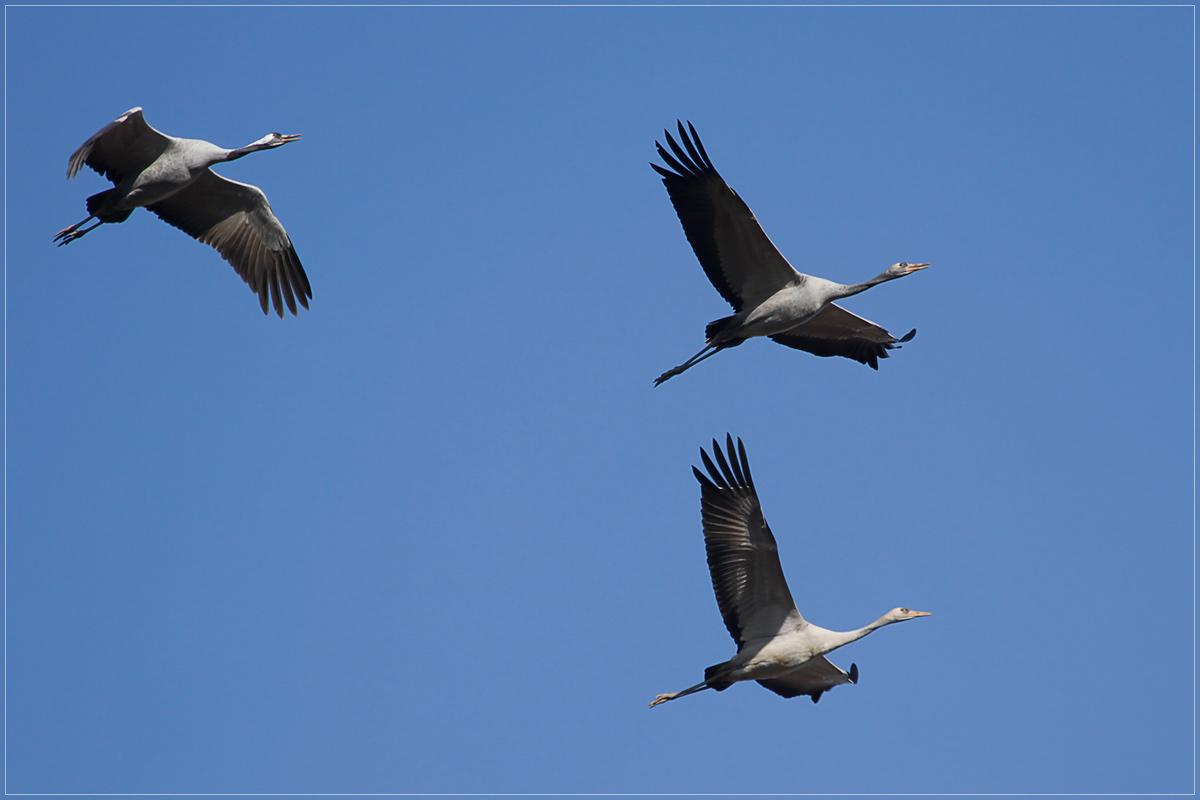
(5, 4), (1193, 796)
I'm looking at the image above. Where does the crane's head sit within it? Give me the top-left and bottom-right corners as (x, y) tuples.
(884, 607), (931, 624)
(225, 133), (303, 162)
(255, 132), (302, 148)
(885, 262), (930, 279)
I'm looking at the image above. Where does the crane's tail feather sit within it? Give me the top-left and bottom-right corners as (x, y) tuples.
(704, 315), (737, 343)
(704, 663), (735, 691)
(85, 189), (134, 224)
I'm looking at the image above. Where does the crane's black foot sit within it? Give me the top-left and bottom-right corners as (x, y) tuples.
(54, 217), (99, 245)
(654, 366), (683, 386)
(53, 226), (80, 243)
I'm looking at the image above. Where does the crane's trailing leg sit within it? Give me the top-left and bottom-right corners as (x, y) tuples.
(654, 344), (724, 386)
(649, 680), (712, 707)
(53, 216), (102, 246)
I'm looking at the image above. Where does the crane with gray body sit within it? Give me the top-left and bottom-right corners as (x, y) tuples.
(56, 107), (311, 317)
(650, 435), (929, 708)
(652, 122), (927, 385)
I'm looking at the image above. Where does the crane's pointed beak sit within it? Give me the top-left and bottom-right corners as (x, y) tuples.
(909, 610), (931, 617)
(278, 133), (302, 144)
(906, 263), (930, 272)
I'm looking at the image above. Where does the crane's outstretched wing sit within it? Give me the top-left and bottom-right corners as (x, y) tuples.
(652, 121), (803, 312)
(695, 435), (806, 650)
(67, 107), (172, 185)
(770, 303), (916, 369)
(757, 658), (858, 703)
(148, 171), (311, 318)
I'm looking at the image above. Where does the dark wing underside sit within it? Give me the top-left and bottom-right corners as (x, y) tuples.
(695, 435), (805, 650)
(147, 171), (311, 317)
(769, 303), (916, 369)
(757, 658), (858, 703)
(67, 107), (172, 186)
(652, 121), (802, 312)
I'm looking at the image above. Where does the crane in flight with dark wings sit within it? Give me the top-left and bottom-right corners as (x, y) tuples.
(652, 121), (927, 385)
(56, 107), (311, 318)
(650, 435), (929, 708)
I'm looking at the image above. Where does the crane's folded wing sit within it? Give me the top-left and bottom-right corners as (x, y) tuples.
(770, 303), (915, 369)
(756, 656), (857, 702)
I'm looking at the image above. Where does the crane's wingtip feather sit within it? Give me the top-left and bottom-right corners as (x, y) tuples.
(650, 163), (679, 182)
(735, 437), (753, 488)
(698, 446), (723, 488)
(709, 439), (738, 487)
(722, 434), (748, 487)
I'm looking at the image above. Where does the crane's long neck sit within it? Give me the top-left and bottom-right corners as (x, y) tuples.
(223, 142), (271, 162)
(814, 612), (897, 654)
(822, 269), (898, 303)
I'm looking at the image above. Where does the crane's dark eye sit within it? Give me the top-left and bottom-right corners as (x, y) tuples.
(900, 608), (910, 613)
